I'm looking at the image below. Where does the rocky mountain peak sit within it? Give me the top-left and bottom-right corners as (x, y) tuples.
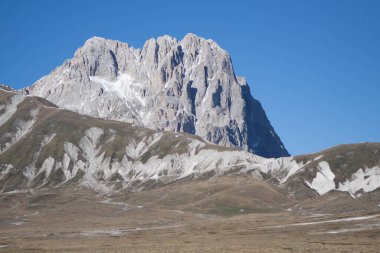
(22, 34), (289, 158)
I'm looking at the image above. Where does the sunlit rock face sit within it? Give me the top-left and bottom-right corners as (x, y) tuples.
(23, 34), (289, 158)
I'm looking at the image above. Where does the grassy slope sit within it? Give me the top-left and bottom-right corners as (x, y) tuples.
(279, 143), (380, 200)
(0, 90), (261, 192)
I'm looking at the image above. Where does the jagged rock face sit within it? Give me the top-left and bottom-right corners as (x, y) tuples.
(23, 34), (289, 158)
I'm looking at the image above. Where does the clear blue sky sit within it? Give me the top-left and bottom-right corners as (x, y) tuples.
(1, 0), (379, 155)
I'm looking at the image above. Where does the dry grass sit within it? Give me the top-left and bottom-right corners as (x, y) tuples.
(0, 176), (379, 252)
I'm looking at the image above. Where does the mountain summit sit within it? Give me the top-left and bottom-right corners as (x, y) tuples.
(23, 33), (289, 158)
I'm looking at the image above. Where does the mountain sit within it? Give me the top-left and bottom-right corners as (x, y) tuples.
(1, 87), (379, 199)
(0, 87), (269, 194)
(22, 34), (289, 158)
(2, 34), (379, 252)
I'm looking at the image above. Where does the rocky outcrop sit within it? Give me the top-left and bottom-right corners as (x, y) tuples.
(23, 34), (288, 158)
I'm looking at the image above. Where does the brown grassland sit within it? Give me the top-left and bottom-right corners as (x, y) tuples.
(0, 175), (379, 252)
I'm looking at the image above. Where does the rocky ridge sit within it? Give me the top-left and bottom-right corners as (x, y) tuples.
(1, 88), (380, 198)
